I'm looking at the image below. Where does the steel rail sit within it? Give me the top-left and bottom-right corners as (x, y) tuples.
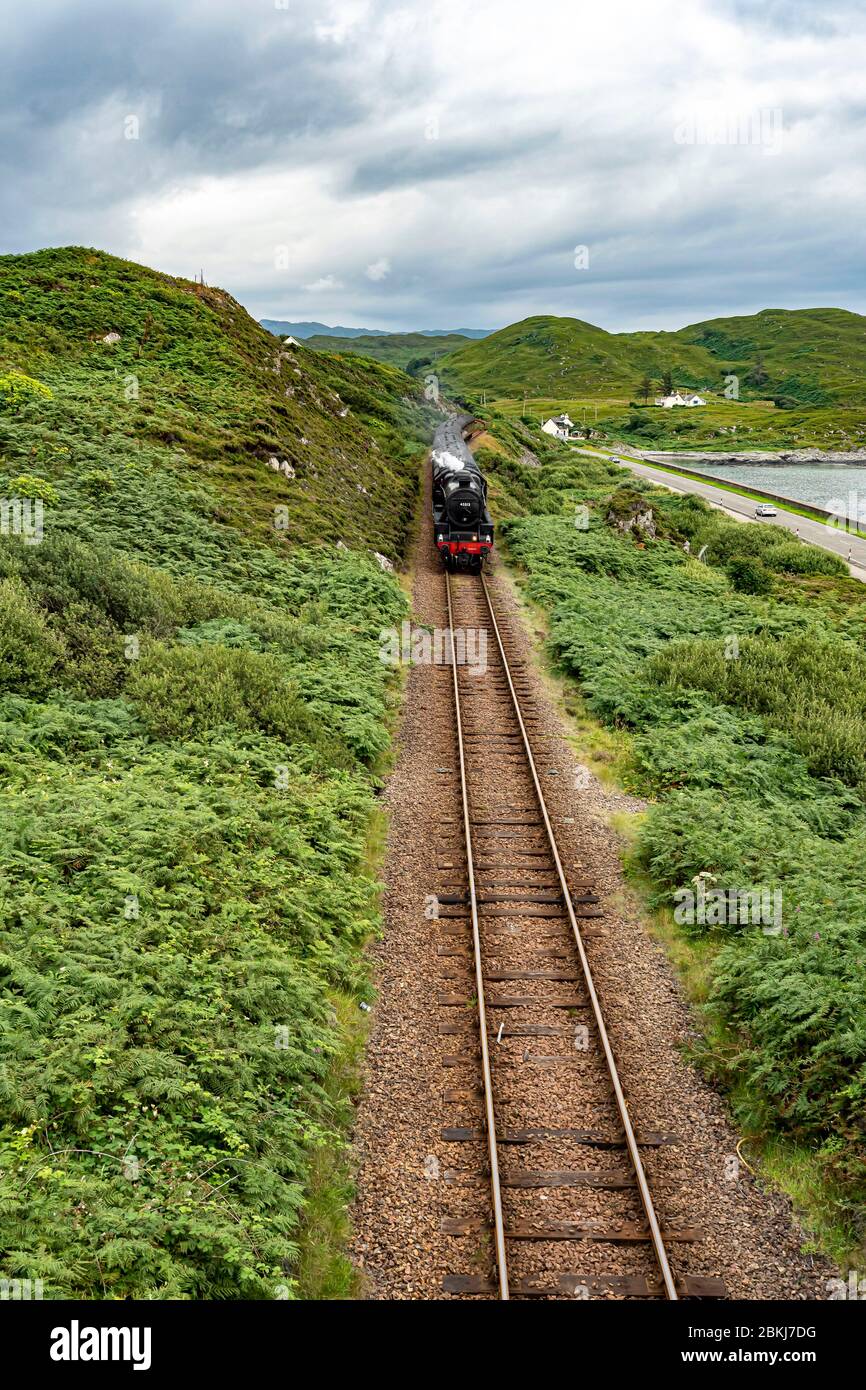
(479, 571), (679, 1301)
(445, 570), (510, 1300)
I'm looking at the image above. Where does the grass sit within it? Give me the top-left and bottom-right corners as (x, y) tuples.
(491, 394), (866, 453)
(293, 991), (368, 1300)
(304, 332), (469, 373)
(0, 246), (438, 559)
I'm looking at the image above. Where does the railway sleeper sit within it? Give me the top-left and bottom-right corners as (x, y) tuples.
(441, 1216), (700, 1243)
(443, 1273), (727, 1299)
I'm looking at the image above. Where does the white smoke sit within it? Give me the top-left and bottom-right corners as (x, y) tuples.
(432, 448), (467, 473)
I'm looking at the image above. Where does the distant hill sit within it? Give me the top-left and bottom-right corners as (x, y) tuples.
(305, 331), (471, 371)
(418, 328), (491, 339)
(435, 308), (866, 406)
(261, 319), (491, 341)
(261, 319), (387, 339)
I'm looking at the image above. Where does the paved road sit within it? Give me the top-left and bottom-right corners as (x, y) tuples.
(588, 451), (866, 582)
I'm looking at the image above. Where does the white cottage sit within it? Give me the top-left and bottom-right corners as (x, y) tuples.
(656, 392), (706, 408)
(541, 413), (574, 439)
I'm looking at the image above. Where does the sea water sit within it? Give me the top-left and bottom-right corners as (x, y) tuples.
(682, 460), (866, 525)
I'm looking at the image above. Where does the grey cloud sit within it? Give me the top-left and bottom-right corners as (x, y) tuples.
(0, 0), (381, 249)
(3, 0), (866, 333)
(718, 1), (859, 36)
(347, 126), (563, 194)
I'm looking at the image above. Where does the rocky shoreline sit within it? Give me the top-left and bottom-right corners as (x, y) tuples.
(630, 447), (866, 467)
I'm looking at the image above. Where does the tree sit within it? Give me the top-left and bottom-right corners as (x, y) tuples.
(661, 368), (674, 396)
(637, 374), (654, 405)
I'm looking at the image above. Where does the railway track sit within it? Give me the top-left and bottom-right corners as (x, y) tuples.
(437, 568), (726, 1301)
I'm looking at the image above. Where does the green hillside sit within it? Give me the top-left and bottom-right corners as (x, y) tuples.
(0, 248), (434, 557)
(437, 308), (866, 408)
(672, 307), (866, 406)
(0, 247), (435, 1298)
(305, 330), (469, 372)
(436, 315), (661, 397)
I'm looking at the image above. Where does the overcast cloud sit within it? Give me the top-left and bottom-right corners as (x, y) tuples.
(2, 0), (865, 331)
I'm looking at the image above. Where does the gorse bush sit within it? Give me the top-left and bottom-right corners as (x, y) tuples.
(0, 368), (53, 409)
(4, 473), (59, 504)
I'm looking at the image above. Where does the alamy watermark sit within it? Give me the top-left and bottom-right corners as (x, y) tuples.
(674, 874), (782, 934)
(674, 106), (784, 156)
(379, 621), (487, 675)
(826, 491), (866, 534)
(0, 497), (44, 545)
(1, 1277), (43, 1299)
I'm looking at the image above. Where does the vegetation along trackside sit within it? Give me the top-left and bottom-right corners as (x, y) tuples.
(0, 247), (437, 1298)
(473, 411), (866, 1262)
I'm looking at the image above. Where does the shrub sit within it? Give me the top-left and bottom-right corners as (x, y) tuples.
(127, 642), (321, 746)
(51, 601), (130, 699)
(79, 468), (116, 496)
(0, 369), (53, 410)
(0, 577), (64, 696)
(646, 631), (866, 792)
(6, 534), (190, 634)
(766, 541), (847, 577)
(5, 474), (59, 505)
(726, 555), (773, 593)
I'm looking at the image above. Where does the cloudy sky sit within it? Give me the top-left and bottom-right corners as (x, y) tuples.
(3, 0), (866, 332)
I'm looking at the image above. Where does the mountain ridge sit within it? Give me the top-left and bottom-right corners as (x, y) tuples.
(261, 318), (490, 340)
(435, 307), (866, 406)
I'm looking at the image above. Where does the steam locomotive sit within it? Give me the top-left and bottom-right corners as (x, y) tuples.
(431, 415), (494, 571)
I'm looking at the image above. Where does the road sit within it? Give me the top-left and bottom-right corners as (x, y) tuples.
(589, 451), (866, 581)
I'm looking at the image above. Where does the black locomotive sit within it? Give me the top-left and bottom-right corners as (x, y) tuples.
(431, 415), (494, 571)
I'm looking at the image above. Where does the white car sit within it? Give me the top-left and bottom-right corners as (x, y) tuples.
(755, 503), (778, 518)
